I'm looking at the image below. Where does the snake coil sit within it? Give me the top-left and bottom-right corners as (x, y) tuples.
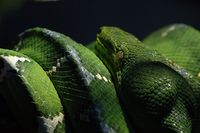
(0, 24), (200, 133)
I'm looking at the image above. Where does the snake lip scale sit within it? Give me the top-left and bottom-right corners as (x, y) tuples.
(0, 24), (199, 133)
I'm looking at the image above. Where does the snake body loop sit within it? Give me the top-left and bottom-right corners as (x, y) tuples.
(14, 28), (130, 133)
(0, 24), (199, 133)
(95, 26), (199, 133)
(144, 24), (200, 132)
(0, 49), (65, 132)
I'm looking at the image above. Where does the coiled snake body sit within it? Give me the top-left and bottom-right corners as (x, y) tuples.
(0, 24), (200, 133)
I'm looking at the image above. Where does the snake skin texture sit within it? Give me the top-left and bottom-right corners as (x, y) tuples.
(0, 24), (199, 133)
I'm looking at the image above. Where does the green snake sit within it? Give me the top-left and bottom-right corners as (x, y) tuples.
(0, 24), (199, 133)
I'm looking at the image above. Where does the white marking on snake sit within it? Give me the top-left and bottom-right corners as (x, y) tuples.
(56, 56), (66, 68)
(52, 66), (57, 72)
(67, 45), (94, 85)
(100, 122), (117, 133)
(57, 62), (61, 67)
(0, 55), (31, 82)
(161, 26), (176, 37)
(198, 72), (200, 77)
(43, 29), (61, 39)
(102, 76), (108, 82)
(37, 112), (64, 133)
(0, 55), (30, 71)
(47, 56), (66, 75)
(96, 73), (102, 80)
(96, 74), (110, 83)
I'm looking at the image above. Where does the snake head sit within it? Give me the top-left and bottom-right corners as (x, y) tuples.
(95, 26), (127, 90)
(95, 26), (144, 90)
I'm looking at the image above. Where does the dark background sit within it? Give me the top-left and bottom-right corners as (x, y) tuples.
(0, 0), (200, 48)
